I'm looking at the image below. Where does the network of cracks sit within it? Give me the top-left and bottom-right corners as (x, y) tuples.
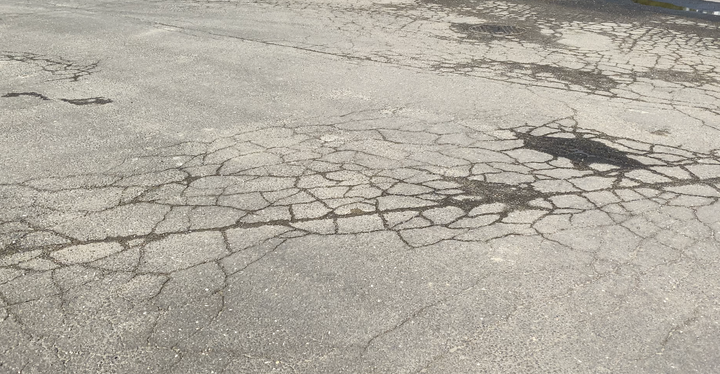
(2, 118), (718, 260)
(0, 51), (98, 83)
(3, 115), (719, 372)
(2, 85), (720, 371)
(1, 1), (720, 368)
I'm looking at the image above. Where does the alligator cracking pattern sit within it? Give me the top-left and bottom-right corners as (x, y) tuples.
(143, 0), (720, 116)
(1, 0), (720, 372)
(1, 112), (719, 372)
(2, 117), (717, 249)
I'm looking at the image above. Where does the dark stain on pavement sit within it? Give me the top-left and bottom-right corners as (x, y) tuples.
(60, 97), (113, 105)
(432, 59), (618, 91)
(640, 68), (717, 84)
(2, 92), (51, 100)
(502, 61), (618, 91)
(447, 178), (544, 210)
(514, 131), (645, 170)
(3, 92), (113, 105)
(451, 23), (525, 37)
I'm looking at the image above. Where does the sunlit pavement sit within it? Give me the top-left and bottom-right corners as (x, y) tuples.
(1, 0), (719, 372)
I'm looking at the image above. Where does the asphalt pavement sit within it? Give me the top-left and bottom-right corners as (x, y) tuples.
(1, 0), (719, 373)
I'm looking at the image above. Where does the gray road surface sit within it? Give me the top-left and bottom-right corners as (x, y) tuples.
(1, 0), (719, 373)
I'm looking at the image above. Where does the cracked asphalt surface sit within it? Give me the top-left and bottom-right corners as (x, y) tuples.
(1, 0), (719, 372)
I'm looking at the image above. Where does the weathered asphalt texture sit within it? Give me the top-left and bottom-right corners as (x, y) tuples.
(1, 0), (719, 373)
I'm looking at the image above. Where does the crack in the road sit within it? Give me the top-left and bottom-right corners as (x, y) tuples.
(2, 0), (720, 372)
